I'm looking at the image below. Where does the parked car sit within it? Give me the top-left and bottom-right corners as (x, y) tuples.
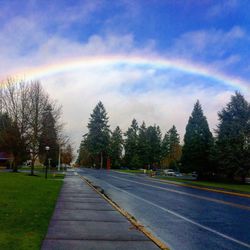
(174, 172), (183, 177)
(163, 169), (175, 176)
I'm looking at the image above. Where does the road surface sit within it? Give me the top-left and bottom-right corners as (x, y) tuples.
(77, 168), (250, 250)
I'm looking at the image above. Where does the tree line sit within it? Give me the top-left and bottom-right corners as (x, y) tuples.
(77, 92), (250, 182)
(0, 78), (73, 175)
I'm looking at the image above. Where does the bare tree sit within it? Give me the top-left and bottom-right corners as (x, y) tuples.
(1, 78), (29, 169)
(61, 143), (75, 166)
(25, 81), (50, 175)
(1, 78), (63, 175)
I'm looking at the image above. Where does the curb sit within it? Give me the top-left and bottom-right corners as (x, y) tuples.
(78, 173), (169, 250)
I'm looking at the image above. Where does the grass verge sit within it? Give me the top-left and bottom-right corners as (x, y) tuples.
(115, 169), (250, 193)
(115, 169), (149, 174)
(156, 176), (250, 193)
(0, 172), (63, 250)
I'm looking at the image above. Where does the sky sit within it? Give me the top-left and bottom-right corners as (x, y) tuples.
(0, 0), (250, 149)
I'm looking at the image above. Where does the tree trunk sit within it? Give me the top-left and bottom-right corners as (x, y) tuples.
(100, 152), (103, 169)
(12, 161), (18, 172)
(31, 159), (34, 176)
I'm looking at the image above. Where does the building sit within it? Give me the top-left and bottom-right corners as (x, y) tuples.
(0, 152), (14, 168)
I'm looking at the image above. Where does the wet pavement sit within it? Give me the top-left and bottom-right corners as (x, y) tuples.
(77, 168), (250, 250)
(42, 170), (159, 250)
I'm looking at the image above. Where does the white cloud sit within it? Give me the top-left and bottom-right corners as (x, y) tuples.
(0, 8), (249, 151)
(169, 26), (245, 60)
(207, 0), (238, 18)
(39, 64), (238, 149)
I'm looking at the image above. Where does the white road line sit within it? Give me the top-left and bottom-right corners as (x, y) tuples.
(98, 176), (250, 249)
(110, 175), (250, 211)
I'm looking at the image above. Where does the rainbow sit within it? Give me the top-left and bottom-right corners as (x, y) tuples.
(1, 54), (249, 92)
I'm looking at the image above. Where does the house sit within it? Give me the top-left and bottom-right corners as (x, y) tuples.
(0, 152), (14, 168)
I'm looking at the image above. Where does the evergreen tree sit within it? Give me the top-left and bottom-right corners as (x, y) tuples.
(138, 122), (150, 168)
(162, 126), (182, 169)
(124, 119), (140, 168)
(86, 102), (110, 168)
(216, 92), (250, 181)
(109, 126), (123, 168)
(161, 132), (170, 167)
(181, 101), (213, 178)
(39, 104), (59, 167)
(146, 125), (162, 169)
(77, 138), (92, 166)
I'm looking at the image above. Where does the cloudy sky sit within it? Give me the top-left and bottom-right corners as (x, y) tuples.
(0, 0), (250, 149)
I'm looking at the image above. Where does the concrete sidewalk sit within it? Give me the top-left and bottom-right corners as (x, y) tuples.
(42, 171), (159, 250)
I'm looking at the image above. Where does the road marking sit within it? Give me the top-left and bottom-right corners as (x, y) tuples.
(152, 178), (250, 198)
(95, 176), (250, 249)
(110, 175), (250, 211)
(78, 174), (170, 250)
(113, 170), (250, 198)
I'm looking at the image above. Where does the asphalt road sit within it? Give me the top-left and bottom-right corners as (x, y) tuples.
(77, 168), (250, 250)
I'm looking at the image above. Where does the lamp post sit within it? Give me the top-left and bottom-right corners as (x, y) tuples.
(45, 146), (50, 179)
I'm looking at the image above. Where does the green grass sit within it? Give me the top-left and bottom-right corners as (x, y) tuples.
(156, 176), (250, 193)
(19, 166), (66, 173)
(115, 169), (250, 193)
(115, 169), (149, 174)
(0, 172), (63, 250)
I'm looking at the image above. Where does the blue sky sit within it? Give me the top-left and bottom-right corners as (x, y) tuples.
(1, 0), (250, 79)
(0, 0), (249, 145)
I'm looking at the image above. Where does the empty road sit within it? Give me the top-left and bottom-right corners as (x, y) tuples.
(77, 168), (250, 250)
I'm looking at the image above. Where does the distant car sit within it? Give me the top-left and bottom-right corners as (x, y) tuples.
(174, 172), (182, 177)
(119, 166), (129, 170)
(163, 169), (175, 176)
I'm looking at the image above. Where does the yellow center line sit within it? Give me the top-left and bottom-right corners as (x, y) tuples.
(113, 170), (250, 198)
(150, 178), (250, 198)
(110, 175), (250, 211)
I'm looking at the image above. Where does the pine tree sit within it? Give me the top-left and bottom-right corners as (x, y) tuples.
(77, 138), (92, 166)
(161, 132), (170, 167)
(138, 122), (150, 168)
(216, 92), (250, 181)
(86, 102), (110, 168)
(39, 104), (59, 168)
(109, 126), (123, 168)
(181, 101), (213, 178)
(124, 119), (140, 168)
(146, 125), (162, 169)
(162, 125), (182, 169)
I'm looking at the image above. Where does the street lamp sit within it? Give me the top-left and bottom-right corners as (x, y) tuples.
(45, 146), (50, 179)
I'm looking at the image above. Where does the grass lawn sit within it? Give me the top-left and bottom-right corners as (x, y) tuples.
(115, 169), (250, 193)
(0, 172), (63, 250)
(156, 176), (250, 193)
(115, 169), (149, 174)
(19, 165), (45, 170)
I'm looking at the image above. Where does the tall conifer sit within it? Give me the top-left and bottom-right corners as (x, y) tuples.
(216, 92), (250, 181)
(86, 102), (110, 168)
(109, 126), (123, 168)
(124, 119), (140, 168)
(181, 101), (213, 177)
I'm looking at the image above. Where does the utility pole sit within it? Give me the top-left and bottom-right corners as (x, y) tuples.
(0, 87), (3, 114)
(58, 145), (61, 172)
